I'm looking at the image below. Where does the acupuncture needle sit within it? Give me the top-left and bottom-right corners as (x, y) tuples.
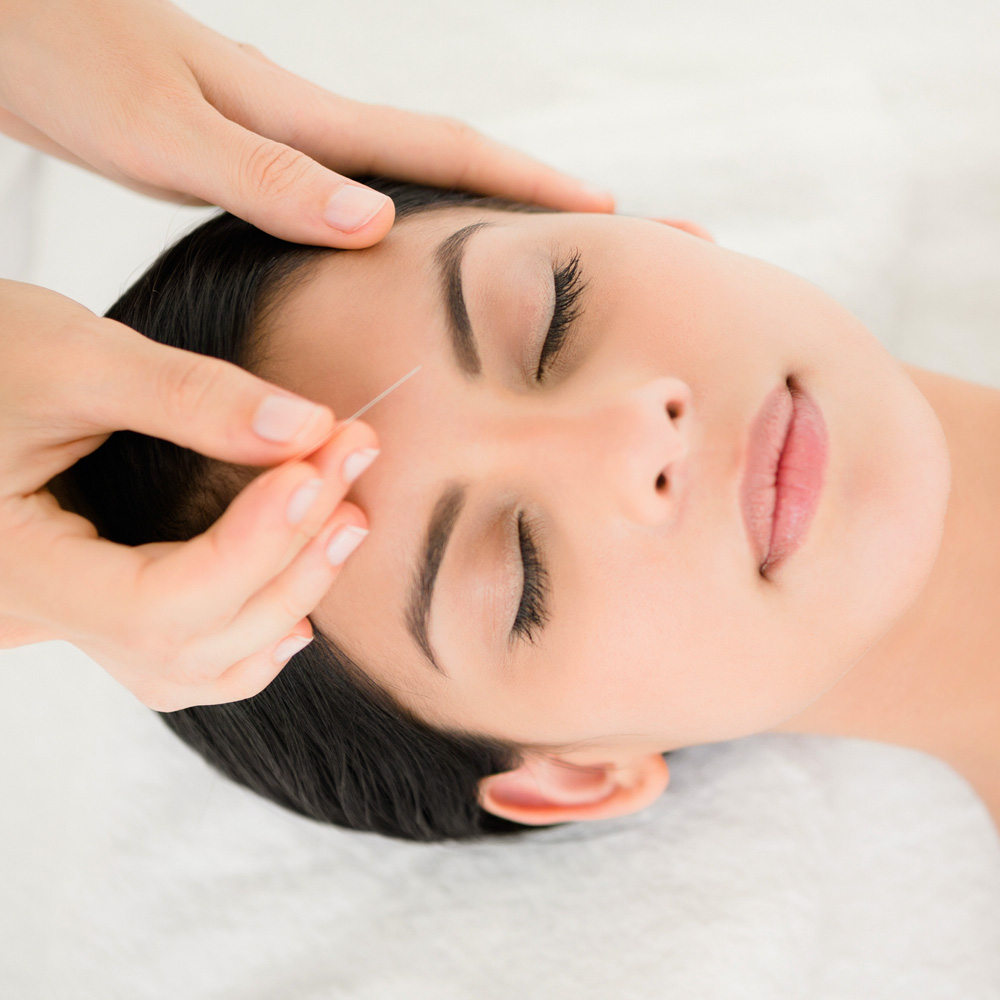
(283, 364), (422, 465)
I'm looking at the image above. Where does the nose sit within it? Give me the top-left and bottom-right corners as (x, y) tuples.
(514, 376), (692, 529)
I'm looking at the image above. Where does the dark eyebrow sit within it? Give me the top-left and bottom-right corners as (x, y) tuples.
(405, 483), (466, 675)
(435, 221), (494, 378)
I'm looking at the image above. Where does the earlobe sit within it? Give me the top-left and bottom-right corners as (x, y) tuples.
(650, 218), (717, 243)
(478, 752), (670, 827)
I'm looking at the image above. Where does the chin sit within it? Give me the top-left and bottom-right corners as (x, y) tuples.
(815, 359), (951, 655)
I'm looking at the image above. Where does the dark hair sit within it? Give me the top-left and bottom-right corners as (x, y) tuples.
(54, 180), (552, 842)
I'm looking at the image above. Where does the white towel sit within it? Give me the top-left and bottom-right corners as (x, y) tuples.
(0, 134), (40, 281)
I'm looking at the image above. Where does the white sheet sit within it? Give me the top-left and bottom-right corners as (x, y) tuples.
(0, 137), (40, 282)
(2, 1), (999, 996)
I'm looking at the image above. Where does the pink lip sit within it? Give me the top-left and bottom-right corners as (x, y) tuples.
(739, 379), (828, 573)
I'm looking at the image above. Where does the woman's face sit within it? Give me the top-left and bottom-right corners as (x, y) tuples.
(260, 206), (949, 763)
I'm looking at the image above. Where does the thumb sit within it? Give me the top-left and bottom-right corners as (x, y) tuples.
(177, 107), (395, 247)
(88, 323), (337, 467)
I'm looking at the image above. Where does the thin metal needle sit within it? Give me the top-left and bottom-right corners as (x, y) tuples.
(339, 364), (423, 427)
(283, 364), (422, 463)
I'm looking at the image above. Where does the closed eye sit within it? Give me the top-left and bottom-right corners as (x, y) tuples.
(536, 249), (585, 382)
(511, 510), (550, 644)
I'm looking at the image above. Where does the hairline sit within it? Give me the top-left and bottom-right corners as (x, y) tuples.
(241, 195), (585, 760)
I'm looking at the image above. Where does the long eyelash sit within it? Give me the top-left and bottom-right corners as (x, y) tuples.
(536, 249), (585, 382)
(512, 511), (550, 644)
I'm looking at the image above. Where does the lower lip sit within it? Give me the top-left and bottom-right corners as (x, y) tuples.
(740, 380), (829, 573)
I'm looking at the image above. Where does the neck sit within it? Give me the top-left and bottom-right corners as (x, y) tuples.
(769, 363), (1000, 824)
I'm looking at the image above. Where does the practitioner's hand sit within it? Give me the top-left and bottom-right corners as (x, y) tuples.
(0, 278), (376, 711)
(0, 0), (613, 248)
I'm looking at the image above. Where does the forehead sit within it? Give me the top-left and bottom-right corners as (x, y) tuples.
(259, 205), (546, 420)
(250, 207), (530, 714)
(261, 208), (444, 415)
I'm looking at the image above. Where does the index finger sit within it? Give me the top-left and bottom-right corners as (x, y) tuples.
(343, 103), (616, 213)
(193, 48), (614, 213)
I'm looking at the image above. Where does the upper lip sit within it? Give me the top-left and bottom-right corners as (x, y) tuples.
(739, 380), (795, 568)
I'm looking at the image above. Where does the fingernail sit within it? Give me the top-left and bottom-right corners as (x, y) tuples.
(576, 181), (615, 206)
(342, 447), (380, 485)
(324, 186), (389, 233)
(254, 395), (327, 443)
(287, 477), (323, 526)
(326, 525), (369, 566)
(273, 634), (313, 665)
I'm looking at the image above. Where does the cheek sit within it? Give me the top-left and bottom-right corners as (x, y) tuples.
(542, 545), (858, 750)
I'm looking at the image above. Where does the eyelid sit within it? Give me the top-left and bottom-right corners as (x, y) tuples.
(536, 249), (586, 383)
(510, 509), (550, 645)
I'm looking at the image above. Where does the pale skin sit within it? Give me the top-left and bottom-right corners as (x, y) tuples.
(0, 0), (612, 709)
(772, 366), (1000, 832)
(254, 204), (1000, 835)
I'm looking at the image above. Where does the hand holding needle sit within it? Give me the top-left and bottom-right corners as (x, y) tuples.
(0, 275), (420, 710)
(284, 364), (422, 465)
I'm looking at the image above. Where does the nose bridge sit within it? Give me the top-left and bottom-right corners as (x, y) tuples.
(514, 376), (692, 527)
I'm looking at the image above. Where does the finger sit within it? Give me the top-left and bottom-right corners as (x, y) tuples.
(191, 507), (368, 707)
(190, 47), (614, 215)
(143, 419), (378, 630)
(84, 323), (338, 466)
(0, 425), (372, 709)
(150, 624), (315, 711)
(167, 105), (396, 247)
(0, 105), (99, 171)
(0, 105), (210, 205)
(179, 626), (315, 709)
(329, 103), (616, 214)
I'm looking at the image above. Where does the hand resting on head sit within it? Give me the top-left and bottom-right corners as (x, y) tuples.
(0, 0), (612, 709)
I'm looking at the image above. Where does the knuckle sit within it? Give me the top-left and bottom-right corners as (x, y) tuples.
(435, 115), (486, 188)
(243, 140), (309, 200)
(438, 114), (480, 144)
(270, 586), (308, 626)
(159, 353), (226, 422)
(197, 529), (243, 600)
(235, 41), (278, 70)
(515, 174), (546, 208)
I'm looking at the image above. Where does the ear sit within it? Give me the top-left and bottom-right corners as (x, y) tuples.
(651, 218), (716, 243)
(478, 752), (670, 826)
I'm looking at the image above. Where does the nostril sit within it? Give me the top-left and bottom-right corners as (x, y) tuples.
(655, 472), (668, 491)
(667, 403), (680, 421)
